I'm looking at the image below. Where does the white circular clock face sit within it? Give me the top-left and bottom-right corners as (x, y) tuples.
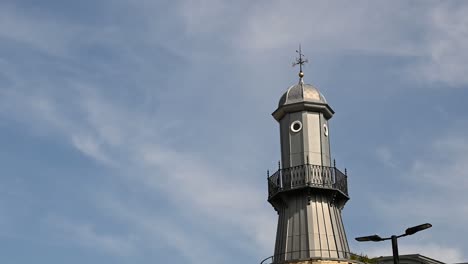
(290, 120), (302, 133)
(323, 123), (329, 137)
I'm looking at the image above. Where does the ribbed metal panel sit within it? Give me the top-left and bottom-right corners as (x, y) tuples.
(272, 192), (350, 262)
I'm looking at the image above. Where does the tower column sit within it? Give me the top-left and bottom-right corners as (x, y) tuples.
(264, 49), (353, 264)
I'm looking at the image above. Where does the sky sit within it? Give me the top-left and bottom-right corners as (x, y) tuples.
(0, 1), (468, 263)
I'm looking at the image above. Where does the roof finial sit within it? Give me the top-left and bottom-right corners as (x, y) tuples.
(292, 44), (308, 82)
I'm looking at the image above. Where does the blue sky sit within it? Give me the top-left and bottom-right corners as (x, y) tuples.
(1, 1), (468, 263)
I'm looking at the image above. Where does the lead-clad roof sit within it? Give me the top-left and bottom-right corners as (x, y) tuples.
(278, 82), (327, 107)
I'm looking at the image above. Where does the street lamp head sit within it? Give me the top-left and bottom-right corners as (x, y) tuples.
(355, 235), (383, 242)
(405, 223), (432, 236)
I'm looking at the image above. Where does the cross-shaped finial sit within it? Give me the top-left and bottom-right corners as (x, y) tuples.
(292, 44), (308, 79)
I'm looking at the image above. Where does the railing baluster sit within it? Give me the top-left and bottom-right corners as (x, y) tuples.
(325, 166), (327, 186)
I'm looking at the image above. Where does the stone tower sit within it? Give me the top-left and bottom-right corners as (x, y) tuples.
(264, 50), (351, 264)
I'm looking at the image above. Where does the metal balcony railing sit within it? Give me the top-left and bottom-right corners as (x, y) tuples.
(267, 164), (348, 198)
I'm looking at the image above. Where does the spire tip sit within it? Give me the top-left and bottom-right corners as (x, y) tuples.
(293, 44), (308, 82)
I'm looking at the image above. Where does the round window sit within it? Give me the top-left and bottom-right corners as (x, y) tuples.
(323, 123), (329, 137)
(290, 121), (302, 133)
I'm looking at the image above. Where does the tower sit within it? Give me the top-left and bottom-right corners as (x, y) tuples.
(264, 49), (351, 264)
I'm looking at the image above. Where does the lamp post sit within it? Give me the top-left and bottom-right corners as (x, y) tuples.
(355, 223), (432, 264)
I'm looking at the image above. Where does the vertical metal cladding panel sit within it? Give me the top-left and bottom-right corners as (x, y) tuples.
(329, 204), (344, 258)
(336, 207), (350, 257)
(311, 194), (321, 257)
(289, 112), (304, 167)
(307, 195), (317, 258)
(341, 208), (350, 257)
(284, 207), (289, 258)
(301, 111), (310, 166)
(317, 195), (330, 257)
(334, 206), (346, 258)
(292, 195), (300, 260)
(282, 208), (289, 262)
(323, 201), (338, 258)
(319, 113), (332, 167)
(306, 113), (321, 165)
(275, 207), (287, 262)
(274, 213), (280, 259)
(280, 116), (291, 168)
(299, 195), (308, 259)
(339, 210), (351, 256)
(286, 201), (293, 261)
(326, 118), (332, 168)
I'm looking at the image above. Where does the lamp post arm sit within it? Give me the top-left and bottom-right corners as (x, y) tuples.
(379, 236), (392, 241)
(397, 233), (408, 239)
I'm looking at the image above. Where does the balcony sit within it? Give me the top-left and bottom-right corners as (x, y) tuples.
(267, 164), (349, 199)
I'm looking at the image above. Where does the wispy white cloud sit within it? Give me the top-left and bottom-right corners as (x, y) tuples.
(368, 128), (468, 262)
(232, 1), (468, 87)
(71, 134), (115, 166)
(95, 195), (230, 263)
(236, 1), (423, 55)
(1, 70), (275, 262)
(412, 136), (468, 192)
(415, 2), (468, 86)
(0, 2), (91, 58)
(178, 0), (230, 35)
(44, 215), (136, 256)
(136, 144), (276, 253)
(375, 146), (396, 168)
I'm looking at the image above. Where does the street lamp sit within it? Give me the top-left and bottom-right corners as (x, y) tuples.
(355, 223), (432, 264)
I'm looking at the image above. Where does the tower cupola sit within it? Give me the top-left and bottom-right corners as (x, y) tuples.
(278, 82), (328, 107)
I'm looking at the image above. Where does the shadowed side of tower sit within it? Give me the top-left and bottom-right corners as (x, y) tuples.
(263, 50), (355, 264)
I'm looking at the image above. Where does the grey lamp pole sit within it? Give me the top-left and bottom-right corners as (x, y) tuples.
(391, 235), (399, 264)
(355, 223), (432, 264)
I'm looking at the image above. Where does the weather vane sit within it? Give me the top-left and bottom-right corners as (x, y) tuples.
(292, 44), (308, 79)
